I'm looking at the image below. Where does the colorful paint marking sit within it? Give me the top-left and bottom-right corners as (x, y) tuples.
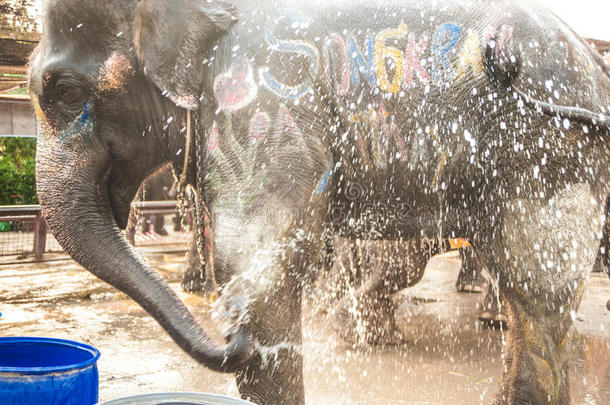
(214, 61), (258, 112)
(394, 128), (409, 162)
(348, 102), (399, 167)
(247, 112), (271, 143)
(58, 100), (94, 143)
(275, 103), (302, 138)
(374, 24), (408, 93)
(257, 11), (514, 100)
(346, 35), (377, 88)
(207, 121), (219, 153)
(315, 157), (334, 194)
(259, 9), (320, 100)
(31, 94), (43, 120)
(432, 23), (462, 81)
(324, 33), (351, 95)
(404, 33), (430, 86)
(98, 51), (134, 92)
(80, 102), (91, 124)
(456, 30), (484, 79)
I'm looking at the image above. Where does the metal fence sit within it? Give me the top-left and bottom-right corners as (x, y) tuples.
(0, 205), (50, 259)
(0, 201), (193, 261)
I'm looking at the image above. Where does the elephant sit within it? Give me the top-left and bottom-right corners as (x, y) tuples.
(30, 0), (609, 404)
(327, 213), (610, 344)
(324, 237), (440, 345)
(455, 244), (488, 293)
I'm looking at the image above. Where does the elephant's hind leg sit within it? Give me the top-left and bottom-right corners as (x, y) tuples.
(455, 246), (487, 293)
(479, 185), (605, 405)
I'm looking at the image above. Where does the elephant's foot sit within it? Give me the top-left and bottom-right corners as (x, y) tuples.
(492, 360), (569, 405)
(478, 310), (508, 328)
(181, 275), (205, 293)
(181, 275), (219, 303)
(478, 288), (507, 329)
(235, 270), (305, 405)
(331, 293), (404, 346)
(492, 312), (570, 405)
(125, 228), (135, 245)
(153, 226), (168, 236)
(456, 247), (486, 293)
(237, 345), (305, 405)
(455, 263), (486, 293)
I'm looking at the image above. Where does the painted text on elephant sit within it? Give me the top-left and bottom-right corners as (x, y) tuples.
(260, 9), (514, 98)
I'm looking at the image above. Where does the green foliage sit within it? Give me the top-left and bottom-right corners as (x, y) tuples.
(0, 73), (26, 79)
(0, 137), (38, 205)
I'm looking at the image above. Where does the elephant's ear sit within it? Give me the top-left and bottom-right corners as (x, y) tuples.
(134, 0), (237, 110)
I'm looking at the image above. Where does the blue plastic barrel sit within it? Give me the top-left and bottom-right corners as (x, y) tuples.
(0, 337), (100, 405)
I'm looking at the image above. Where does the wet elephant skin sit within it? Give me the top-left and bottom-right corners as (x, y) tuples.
(30, 0), (609, 404)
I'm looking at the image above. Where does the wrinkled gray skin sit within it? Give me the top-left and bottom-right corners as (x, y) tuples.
(30, 0), (609, 404)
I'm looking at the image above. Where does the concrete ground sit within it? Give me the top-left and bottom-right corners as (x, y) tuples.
(0, 248), (608, 404)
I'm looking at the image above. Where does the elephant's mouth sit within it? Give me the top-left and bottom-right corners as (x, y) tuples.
(110, 190), (131, 230)
(106, 167), (134, 230)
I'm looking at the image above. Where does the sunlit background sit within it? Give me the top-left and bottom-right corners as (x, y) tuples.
(538, 0), (609, 39)
(0, 1), (609, 404)
(3, 0), (610, 40)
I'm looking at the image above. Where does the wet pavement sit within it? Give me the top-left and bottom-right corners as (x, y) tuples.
(0, 249), (608, 404)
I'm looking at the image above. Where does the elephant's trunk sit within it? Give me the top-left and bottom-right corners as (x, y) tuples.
(36, 138), (251, 373)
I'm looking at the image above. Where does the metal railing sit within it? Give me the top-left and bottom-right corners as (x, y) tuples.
(131, 200), (191, 216)
(0, 201), (192, 261)
(0, 205), (47, 259)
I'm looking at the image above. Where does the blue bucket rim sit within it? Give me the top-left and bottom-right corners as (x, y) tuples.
(0, 337), (100, 374)
(99, 392), (256, 404)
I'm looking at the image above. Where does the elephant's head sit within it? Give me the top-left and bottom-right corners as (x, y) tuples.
(29, 0), (250, 372)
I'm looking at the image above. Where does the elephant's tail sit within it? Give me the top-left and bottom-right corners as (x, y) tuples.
(483, 37), (610, 134)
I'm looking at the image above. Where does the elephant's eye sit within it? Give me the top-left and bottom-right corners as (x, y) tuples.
(51, 77), (90, 113)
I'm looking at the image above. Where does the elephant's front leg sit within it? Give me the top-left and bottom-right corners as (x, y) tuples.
(211, 212), (321, 405)
(477, 185), (605, 405)
(234, 270), (304, 404)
